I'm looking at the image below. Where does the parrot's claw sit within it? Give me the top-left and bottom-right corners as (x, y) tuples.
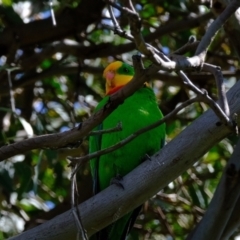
(110, 174), (124, 190)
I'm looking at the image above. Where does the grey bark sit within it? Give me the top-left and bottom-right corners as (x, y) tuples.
(8, 76), (240, 239)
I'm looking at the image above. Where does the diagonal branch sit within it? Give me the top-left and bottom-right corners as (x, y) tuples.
(0, 56), (158, 161)
(187, 137), (240, 240)
(68, 96), (201, 176)
(220, 195), (240, 239)
(203, 63), (230, 116)
(108, 0), (240, 70)
(177, 71), (230, 125)
(8, 78), (240, 240)
(89, 122), (122, 136)
(0, 52), (234, 161)
(172, 36), (199, 55)
(194, 0), (240, 63)
(71, 164), (88, 240)
(106, 1), (231, 125)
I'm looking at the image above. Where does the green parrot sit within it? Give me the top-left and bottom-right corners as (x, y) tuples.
(89, 61), (165, 240)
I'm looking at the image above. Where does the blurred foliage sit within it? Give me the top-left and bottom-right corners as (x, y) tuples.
(0, 0), (238, 239)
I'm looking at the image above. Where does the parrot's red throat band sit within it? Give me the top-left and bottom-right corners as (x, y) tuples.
(106, 85), (124, 95)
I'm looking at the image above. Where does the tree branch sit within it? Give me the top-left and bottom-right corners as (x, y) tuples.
(194, 0), (240, 63)
(0, 65), (239, 97)
(203, 63), (230, 116)
(187, 137), (240, 240)
(220, 195), (240, 238)
(68, 96), (207, 175)
(8, 78), (240, 240)
(212, 0), (240, 59)
(0, 56), (157, 161)
(109, 0), (239, 70)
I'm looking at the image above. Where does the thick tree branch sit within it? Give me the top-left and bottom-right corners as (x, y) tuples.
(194, 0), (240, 63)
(212, 0), (240, 59)
(220, 195), (240, 238)
(8, 78), (240, 240)
(68, 97), (200, 175)
(187, 137), (240, 240)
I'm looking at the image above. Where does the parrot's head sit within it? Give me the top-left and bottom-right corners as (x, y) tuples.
(103, 61), (134, 95)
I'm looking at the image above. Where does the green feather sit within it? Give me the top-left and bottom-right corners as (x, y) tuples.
(117, 62), (135, 76)
(89, 66), (165, 240)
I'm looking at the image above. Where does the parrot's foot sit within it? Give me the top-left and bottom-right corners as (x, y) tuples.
(110, 174), (124, 190)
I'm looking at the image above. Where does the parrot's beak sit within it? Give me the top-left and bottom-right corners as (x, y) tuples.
(104, 70), (115, 88)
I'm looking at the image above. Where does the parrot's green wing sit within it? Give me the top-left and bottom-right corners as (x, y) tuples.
(89, 86), (165, 240)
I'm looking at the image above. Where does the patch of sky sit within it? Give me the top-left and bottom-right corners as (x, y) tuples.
(44, 200), (55, 210)
(102, 6), (120, 26)
(135, 4), (142, 11)
(16, 49), (23, 59)
(0, 56), (6, 66)
(33, 101), (47, 114)
(15, 109), (21, 115)
(34, 47), (43, 53)
(60, 126), (71, 133)
(74, 100), (88, 111)
(11, 155), (25, 163)
(15, 73), (24, 80)
(162, 46), (170, 54)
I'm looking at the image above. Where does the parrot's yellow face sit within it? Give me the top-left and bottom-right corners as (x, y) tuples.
(103, 61), (135, 95)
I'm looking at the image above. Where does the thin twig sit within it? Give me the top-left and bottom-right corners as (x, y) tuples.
(106, 1), (232, 126)
(0, 56), (148, 161)
(177, 70), (231, 125)
(107, 2), (120, 30)
(68, 96), (200, 176)
(8, 77), (240, 239)
(172, 36), (199, 55)
(7, 70), (17, 116)
(49, 0), (56, 26)
(203, 63), (230, 117)
(108, 0), (240, 71)
(102, 23), (134, 41)
(156, 207), (175, 238)
(89, 122), (122, 136)
(71, 164), (88, 240)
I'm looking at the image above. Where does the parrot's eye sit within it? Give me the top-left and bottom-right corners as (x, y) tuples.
(124, 67), (129, 73)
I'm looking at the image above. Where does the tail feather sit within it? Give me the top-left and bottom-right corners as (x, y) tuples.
(91, 205), (142, 240)
(121, 205), (142, 239)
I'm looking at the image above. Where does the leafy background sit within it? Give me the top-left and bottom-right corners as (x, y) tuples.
(0, 0), (238, 239)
